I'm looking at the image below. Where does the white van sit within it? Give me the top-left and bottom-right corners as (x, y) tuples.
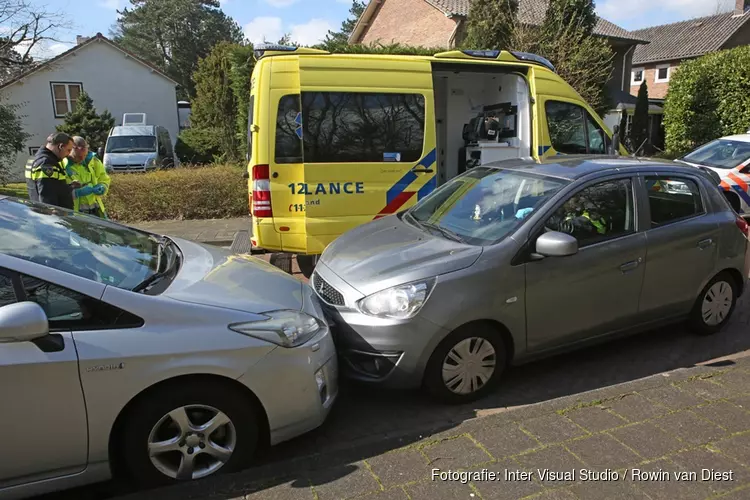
(103, 114), (178, 173)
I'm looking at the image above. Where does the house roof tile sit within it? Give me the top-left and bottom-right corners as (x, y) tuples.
(0, 33), (178, 90)
(631, 11), (750, 64)
(427, 0), (647, 42)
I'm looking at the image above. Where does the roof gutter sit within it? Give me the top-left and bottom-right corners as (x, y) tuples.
(348, 0), (381, 44)
(621, 44), (635, 92)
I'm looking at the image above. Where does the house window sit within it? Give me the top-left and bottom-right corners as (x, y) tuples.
(28, 146), (39, 156)
(50, 83), (82, 117)
(655, 65), (670, 83)
(632, 68), (644, 85)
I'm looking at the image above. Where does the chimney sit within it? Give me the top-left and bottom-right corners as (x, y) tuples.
(736, 0), (748, 15)
(76, 35), (90, 45)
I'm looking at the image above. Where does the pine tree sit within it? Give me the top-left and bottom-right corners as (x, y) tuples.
(630, 81), (649, 154)
(542, 0), (597, 38)
(462, 0), (519, 50)
(320, 1), (366, 51)
(55, 91), (115, 152)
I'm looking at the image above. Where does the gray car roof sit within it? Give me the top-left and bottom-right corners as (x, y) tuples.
(482, 155), (697, 181)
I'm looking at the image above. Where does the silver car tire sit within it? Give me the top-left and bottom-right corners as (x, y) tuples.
(689, 272), (739, 336)
(423, 323), (508, 404)
(119, 381), (259, 488)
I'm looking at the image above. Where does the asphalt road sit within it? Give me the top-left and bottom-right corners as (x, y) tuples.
(33, 291), (750, 500)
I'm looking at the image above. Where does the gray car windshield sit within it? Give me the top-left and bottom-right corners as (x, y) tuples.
(406, 167), (568, 245)
(106, 136), (156, 153)
(682, 139), (750, 169)
(0, 198), (161, 289)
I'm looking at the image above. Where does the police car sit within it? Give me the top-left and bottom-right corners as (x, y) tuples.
(675, 134), (750, 215)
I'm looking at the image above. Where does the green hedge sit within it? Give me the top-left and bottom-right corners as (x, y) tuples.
(664, 46), (750, 157)
(2, 164), (249, 223)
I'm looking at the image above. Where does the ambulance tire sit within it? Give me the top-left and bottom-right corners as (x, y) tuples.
(269, 253), (293, 274)
(297, 254), (319, 279)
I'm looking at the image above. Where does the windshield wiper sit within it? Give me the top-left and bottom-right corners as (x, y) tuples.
(132, 237), (177, 293)
(420, 221), (465, 243)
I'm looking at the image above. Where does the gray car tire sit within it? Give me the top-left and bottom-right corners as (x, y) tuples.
(119, 381), (259, 488)
(423, 323), (507, 404)
(688, 271), (738, 336)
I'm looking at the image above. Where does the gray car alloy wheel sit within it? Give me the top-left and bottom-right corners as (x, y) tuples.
(147, 404), (237, 480)
(441, 337), (497, 395)
(701, 280), (734, 326)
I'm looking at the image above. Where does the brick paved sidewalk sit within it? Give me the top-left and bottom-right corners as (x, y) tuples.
(113, 357), (750, 500)
(131, 217), (250, 245)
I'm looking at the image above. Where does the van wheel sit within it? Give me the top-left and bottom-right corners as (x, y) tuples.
(297, 255), (319, 279)
(423, 324), (507, 404)
(688, 272), (738, 336)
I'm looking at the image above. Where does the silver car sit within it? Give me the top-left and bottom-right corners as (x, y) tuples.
(313, 157), (748, 404)
(0, 196), (337, 499)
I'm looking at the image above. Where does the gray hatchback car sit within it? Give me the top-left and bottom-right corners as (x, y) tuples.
(312, 157), (749, 404)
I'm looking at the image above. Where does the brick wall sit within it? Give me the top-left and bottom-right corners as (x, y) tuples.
(630, 61), (681, 99)
(360, 0), (457, 48)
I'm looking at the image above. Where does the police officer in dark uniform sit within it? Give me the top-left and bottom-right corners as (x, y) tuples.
(25, 132), (76, 209)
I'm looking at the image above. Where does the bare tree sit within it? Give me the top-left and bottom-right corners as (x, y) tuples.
(0, 0), (67, 82)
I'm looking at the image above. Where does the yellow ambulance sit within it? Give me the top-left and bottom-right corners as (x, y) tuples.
(246, 44), (625, 277)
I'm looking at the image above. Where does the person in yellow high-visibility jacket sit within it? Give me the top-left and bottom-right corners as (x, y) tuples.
(63, 136), (111, 218)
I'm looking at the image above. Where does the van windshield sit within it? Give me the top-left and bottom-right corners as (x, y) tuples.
(405, 167), (568, 246)
(106, 136), (156, 153)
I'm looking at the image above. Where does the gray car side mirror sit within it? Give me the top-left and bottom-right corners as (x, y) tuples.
(0, 302), (49, 343)
(534, 231), (578, 258)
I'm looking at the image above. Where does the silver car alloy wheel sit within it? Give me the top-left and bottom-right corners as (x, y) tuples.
(147, 404), (237, 480)
(442, 337), (497, 395)
(701, 281), (733, 326)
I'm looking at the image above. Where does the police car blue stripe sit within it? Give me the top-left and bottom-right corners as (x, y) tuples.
(732, 184), (750, 206)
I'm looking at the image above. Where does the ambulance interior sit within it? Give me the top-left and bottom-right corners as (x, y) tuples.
(432, 68), (531, 185)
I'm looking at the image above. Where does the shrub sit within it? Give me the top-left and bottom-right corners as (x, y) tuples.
(664, 46), (750, 157)
(175, 128), (224, 165)
(105, 164), (248, 223)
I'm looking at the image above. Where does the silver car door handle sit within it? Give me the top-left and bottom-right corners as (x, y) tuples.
(619, 260), (640, 272)
(697, 238), (713, 249)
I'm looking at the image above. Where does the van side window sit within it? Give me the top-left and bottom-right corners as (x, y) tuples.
(275, 94), (303, 164)
(301, 92), (425, 163)
(545, 101), (609, 155)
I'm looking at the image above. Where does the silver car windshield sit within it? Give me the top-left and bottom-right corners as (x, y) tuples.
(0, 198), (161, 289)
(682, 139), (750, 169)
(405, 167), (568, 246)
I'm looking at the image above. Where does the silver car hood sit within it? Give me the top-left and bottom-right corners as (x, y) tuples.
(104, 152), (154, 165)
(320, 215), (482, 295)
(165, 238), (304, 313)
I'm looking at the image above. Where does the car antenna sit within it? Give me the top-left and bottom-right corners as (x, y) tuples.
(632, 139), (648, 159)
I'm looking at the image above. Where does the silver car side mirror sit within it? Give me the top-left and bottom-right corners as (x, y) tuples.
(0, 302), (49, 343)
(534, 231), (579, 258)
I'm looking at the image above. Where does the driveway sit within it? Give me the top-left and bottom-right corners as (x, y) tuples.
(32, 289), (750, 500)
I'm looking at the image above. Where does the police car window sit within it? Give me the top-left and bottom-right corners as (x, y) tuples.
(275, 95), (303, 164)
(645, 176), (704, 227)
(544, 179), (635, 247)
(300, 92), (425, 163)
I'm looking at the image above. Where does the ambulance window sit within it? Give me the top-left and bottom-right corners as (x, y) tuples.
(275, 95), (303, 164)
(301, 92), (425, 163)
(546, 101), (608, 155)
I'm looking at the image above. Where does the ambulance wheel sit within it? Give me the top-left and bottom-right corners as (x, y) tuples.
(269, 253), (293, 274)
(297, 255), (319, 279)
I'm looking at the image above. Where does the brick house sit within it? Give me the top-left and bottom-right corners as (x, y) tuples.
(349, 0), (649, 139)
(629, 0), (750, 100)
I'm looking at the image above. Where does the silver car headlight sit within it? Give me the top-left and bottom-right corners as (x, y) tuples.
(357, 277), (437, 320)
(229, 310), (323, 348)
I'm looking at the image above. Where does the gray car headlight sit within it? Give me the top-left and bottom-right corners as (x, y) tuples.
(357, 278), (437, 320)
(229, 310), (323, 348)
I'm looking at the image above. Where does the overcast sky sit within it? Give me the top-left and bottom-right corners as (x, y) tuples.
(26, 0), (743, 59)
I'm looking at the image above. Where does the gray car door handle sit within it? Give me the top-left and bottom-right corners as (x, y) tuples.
(619, 260), (639, 272)
(698, 238), (713, 249)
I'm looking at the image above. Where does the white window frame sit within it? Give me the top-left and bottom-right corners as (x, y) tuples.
(50, 82), (83, 118)
(631, 67), (644, 85)
(654, 64), (670, 83)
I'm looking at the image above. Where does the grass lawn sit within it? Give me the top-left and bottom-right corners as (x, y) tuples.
(0, 183), (27, 198)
